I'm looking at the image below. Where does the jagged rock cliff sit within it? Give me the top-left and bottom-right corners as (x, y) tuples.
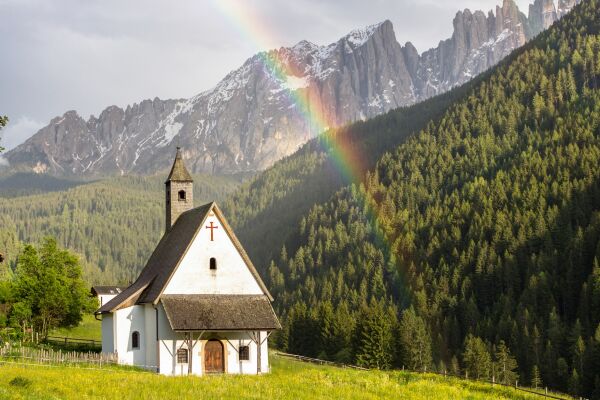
(3, 0), (580, 176)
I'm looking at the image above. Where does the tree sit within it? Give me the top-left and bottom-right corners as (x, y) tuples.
(0, 115), (7, 152)
(463, 335), (492, 379)
(531, 365), (542, 389)
(398, 307), (432, 371)
(494, 340), (519, 385)
(11, 237), (94, 337)
(354, 300), (396, 369)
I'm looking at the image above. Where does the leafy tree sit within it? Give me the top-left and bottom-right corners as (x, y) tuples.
(0, 115), (7, 153)
(10, 238), (94, 337)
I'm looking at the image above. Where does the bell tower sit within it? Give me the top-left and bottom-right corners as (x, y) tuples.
(165, 147), (194, 231)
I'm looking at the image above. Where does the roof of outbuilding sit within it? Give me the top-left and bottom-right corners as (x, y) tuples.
(91, 286), (127, 295)
(165, 147), (193, 183)
(96, 202), (273, 314)
(161, 294), (281, 331)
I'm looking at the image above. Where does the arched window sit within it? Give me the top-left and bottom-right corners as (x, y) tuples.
(178, 190), (186, 201)
(132, 331), (140, 349)
(210, 257), (217, 270)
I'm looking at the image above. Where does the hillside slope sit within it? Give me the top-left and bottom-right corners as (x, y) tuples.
(0, 174), (243, 283)
(261, 0), (600, 398)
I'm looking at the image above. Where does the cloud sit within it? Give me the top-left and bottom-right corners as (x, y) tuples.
(1, 116), (44, 151)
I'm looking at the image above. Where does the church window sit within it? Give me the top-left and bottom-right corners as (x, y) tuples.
(178, 190), (186, 201)
(210, 257), (217, 270)
(239, 345), (250, 361)
(177, 348), (189, 363)
(132, 331), (140, 349)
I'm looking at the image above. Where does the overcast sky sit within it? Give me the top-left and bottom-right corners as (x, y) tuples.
(0, 0), (533, 150)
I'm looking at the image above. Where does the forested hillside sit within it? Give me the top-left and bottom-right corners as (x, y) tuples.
(263, 1), (600, 397)
(223, 66), (488, 270)
(0, 174), (243, 283)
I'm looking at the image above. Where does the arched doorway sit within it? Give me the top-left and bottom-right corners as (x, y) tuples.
(204, 340), (224, 373)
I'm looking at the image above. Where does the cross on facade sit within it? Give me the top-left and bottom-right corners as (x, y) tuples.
(205, 221), (218, 241)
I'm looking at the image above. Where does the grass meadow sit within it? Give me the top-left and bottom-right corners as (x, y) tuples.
(0, 353), (564, 400)
(48, 314), (102, 341)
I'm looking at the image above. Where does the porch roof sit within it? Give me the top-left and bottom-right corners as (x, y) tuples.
(161, 294), (281, 331)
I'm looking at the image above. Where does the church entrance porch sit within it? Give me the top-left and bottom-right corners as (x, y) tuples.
(204, 339), (224, 373)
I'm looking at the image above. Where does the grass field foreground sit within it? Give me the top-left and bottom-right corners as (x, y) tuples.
(0, 354), (564, 400)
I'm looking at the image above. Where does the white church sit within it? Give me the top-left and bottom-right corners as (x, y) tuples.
(95, 148), (281, 376)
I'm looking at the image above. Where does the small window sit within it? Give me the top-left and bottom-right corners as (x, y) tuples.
(210, 257), (217, 270)
(177, 348), (189, 363)
(132, 331), (140, 349)
(178, 190), (186, 201)
(239, 345), (250, 361)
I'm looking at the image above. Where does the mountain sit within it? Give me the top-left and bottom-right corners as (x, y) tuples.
(2, 0), (579, 177)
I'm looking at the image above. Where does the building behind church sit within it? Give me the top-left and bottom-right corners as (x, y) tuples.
(95, 148), (280, 376)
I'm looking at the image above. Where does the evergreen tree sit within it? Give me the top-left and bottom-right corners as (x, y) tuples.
(354, 300), (396, 369)
(531, 365), (542, 389)
(398, 307), (432, 371)
(494, 340), (519, 385)
(463, 335), (492, 379)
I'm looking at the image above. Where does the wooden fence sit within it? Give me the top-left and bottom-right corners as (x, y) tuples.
(45, 336), (101, 348)
(275, 352), (576, 400)
(276, 351), (368, 370)
(0, 342), (117, 367)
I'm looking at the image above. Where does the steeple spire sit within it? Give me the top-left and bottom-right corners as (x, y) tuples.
(166, 147), (193, 183)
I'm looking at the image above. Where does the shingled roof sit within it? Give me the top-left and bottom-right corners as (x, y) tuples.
(96, 202), (273, 314)
(165, 147), (193, 183)
(162, 295), (281, 331)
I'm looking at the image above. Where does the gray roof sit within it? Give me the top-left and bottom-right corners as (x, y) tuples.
(166, 147), (193, 183)
(161, 295), (281, 331)
(91, 286), (127, 295)
(96, 202), (274, 314)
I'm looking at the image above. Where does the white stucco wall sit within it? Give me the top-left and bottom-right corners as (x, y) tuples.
(113, 305), (148, 367)
(98, 294), (118, 307)
(101, 314), (114, 354)
(163, 213), (263, 296)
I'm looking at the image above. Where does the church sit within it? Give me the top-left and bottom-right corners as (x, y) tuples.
(95, 148), (281, 376)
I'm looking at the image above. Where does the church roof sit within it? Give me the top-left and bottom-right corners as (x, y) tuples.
(91, 286), (126, 296)
(161, 294), (281, 331)
(165, 147), (193, 183)
(96, 202), (274, 314)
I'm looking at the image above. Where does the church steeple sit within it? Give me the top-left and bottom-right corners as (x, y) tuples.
(165, 147), (193, 231)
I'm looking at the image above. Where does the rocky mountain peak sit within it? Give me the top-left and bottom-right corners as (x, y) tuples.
(2, 1), (579, 177)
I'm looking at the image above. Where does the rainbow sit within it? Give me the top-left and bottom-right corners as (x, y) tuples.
(209, 0), (369, 183)
(211, 0), (404, 298)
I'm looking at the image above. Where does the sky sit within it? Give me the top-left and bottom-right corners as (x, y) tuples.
(0, 0), (533, 150)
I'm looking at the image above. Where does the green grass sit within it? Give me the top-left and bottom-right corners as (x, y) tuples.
(48, 314), (101, 341)
(0, 354), (567, 400)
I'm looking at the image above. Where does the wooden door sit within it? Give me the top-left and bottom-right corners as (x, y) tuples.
(204, 340), (224, 373)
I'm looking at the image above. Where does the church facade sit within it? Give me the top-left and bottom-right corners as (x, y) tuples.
(96, 148), (280, 376)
